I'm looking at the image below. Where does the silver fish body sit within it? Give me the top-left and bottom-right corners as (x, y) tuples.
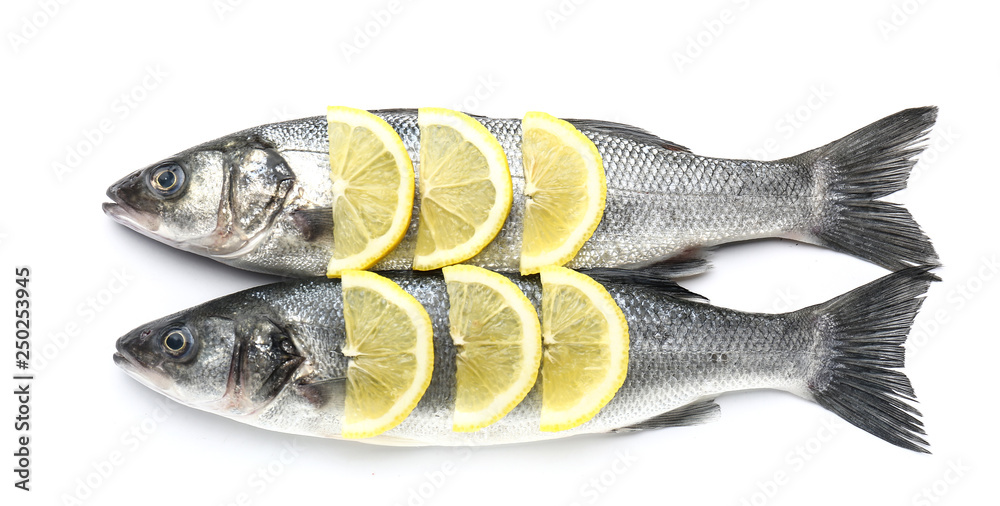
(113, 268), (935, 451)
(104, 108), (940, 277)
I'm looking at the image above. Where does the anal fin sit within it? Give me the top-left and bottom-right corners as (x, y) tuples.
(581, 268), (707, 302)
(612, 399), (721, 432)
(644, 247), (714, 278)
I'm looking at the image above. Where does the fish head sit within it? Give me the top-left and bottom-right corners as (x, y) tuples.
(114, 301), (305, 416)
(104, 136), (295, 258)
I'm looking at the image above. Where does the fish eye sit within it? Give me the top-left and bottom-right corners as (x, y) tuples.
(161, 327), (195, 358)
(148, 162), (186, 197)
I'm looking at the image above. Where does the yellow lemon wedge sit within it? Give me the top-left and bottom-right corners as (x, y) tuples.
(326, 106), (414, 277)
(520, 111), (606, 275)
(413, 108), (512, 271)
(442, 265), (541, 432)
(341, 270), (434, 438)
(538, 266), (628, 432)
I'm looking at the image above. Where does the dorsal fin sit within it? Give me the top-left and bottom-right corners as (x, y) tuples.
(566, 118), (691, 153)
(366, 111), (690, 153)
(612, 399), (721, 432)
(581, 268), (707, 302)
(368, 107), (418, 116)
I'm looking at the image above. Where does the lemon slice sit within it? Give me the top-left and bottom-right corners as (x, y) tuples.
(326, 106), (414, 277)
(341, 270), (434, 438)
(443, 265), (541, 432)
(520, 111), (606, 275)
(413, 108), (512, 271)
(539, 266), (628, 431)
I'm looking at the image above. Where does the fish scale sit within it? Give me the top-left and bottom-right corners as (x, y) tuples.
(104, 107), (939, 277)
(114, 268), (935, 451)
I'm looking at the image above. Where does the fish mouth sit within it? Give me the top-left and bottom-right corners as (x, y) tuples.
(103, 175), (161, 226)
(112, 347), (145, 384)
(113, 337), (140, 373)
(103, 191), (199, 263)
(104, 200), (182, 247)
(112, 351), (133, 371)
(113, 338), (175, 393)
(104, 198), (242, 256)
(103, 174), (164, 232)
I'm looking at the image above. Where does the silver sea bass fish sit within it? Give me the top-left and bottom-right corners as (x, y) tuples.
(113, 267), (936, 452)
(103, 107), (940, 277)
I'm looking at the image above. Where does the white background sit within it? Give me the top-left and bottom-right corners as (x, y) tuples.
(3, 0), (998, 505)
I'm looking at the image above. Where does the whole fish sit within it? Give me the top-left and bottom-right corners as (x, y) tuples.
(113, 267), (936, 452)
(103, 107), (939, 277)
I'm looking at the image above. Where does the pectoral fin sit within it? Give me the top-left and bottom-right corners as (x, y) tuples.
(294, 377), (346, 408)
(291, 206), (334, 241)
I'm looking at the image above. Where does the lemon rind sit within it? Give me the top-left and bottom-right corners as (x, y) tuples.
(412, 108), (512, 271)
(326, 106), (415, 278)
(538, 266), (628, 432)
(519, 111), (607, 275)
(341, 270), (434, 438)
(443, 265), (541, 432)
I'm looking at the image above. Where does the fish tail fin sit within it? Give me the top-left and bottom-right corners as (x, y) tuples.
(804, 266), (938, 453)
(789, 107), (940, 270)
